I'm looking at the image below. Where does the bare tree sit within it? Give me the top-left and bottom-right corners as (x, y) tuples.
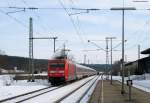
(112, 60), (121, 76)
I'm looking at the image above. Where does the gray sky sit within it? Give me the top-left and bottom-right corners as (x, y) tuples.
(0, 0), (150, 64)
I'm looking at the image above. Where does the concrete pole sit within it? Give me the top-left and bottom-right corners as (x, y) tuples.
(105, 38), (109, 79)
(121, 9), (125, 94)
(110, 38), (113, 84)
(138, 45), (140, 60)
(110, 7), (136, 94)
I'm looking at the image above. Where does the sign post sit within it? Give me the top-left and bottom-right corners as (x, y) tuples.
(127, 80), (133, 101)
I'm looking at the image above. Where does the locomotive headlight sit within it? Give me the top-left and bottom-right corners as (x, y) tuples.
(58, 71), (64, 73)
(49, 71), (64, 73)
(50, 71), (56, 73)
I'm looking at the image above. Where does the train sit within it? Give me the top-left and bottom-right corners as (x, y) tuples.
(48, 58), (97, 85)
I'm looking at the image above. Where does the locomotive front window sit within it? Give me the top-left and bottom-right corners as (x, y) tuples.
(50, 63), (64, 68)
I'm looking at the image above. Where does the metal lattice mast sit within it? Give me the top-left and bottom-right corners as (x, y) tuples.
(29, 17), (34, 81)
(107, 37), (116, 84)
(105, 38), (109, 77)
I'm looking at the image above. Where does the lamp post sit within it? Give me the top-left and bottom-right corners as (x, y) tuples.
(111, 7), (136, 94)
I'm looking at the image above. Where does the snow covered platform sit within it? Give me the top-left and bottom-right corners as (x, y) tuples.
(89, 80), (150, 103)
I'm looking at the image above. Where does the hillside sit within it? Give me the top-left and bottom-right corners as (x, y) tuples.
(0, 55), (48, 72)
(82, 64), (110, 72)
(0, 55), (108, 72)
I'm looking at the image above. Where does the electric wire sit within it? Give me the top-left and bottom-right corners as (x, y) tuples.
(0, 9), (28, 28)
(1, 0), (150, 55)
(68, 0), (89, 49)
(21, 0), (55, 36)
(125, 16), (150, 50)
(58, 0), (85, 44)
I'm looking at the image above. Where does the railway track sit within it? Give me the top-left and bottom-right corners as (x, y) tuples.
(0, 76), (98, 103)
(55, 75), (100, 103)
(0, 86), (59, 103)
(77, 75), (102, 103)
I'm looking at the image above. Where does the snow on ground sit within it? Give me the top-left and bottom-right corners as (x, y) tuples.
(0, 85), (48, 100)
(0, 75), (49, 100)
(1, 74), (150, 102)
(112, 73), (150, 93)
(0, 74), (98, 103)
(132, 74), (150, 93)
(0, 75), (14, 86)
(61, 76), (100, 103)
(22, 76), (96, 103)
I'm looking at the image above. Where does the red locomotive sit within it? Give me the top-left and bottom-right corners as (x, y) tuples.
(48, 58), (96, 85)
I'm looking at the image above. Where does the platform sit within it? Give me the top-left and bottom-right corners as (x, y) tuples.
(89, 80), (150, 103)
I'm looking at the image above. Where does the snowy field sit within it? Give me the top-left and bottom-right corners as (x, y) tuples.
(0, 75), (49, 100)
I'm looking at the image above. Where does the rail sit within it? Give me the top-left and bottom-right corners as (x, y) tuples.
(0, 86), (59, 103)
(77, 75), (100, 103)
(55, 76), (97, 103)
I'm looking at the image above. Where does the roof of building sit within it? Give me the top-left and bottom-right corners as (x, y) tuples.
(125, 61), (134, 66)
(141, 48), (150, 54)
(125, 56), (150, 66)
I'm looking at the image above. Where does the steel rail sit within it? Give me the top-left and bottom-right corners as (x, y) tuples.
(0, 86), (51, 102)
(77, 75), (100, 103)
(0, 76), (97, 103)
(55, 76), (97, 103)
(0, 86), (59, 103)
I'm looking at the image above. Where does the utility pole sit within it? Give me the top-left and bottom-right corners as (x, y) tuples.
(62, 43), (70, 59)
(63, 43), (66, 58)
(138, 45), (140, 60)
(28, 18), (58, 82)
(105, 38), (109, 79)
(53, 37), (57, 53)
(111, 7), (136, 94)
(63, 43), (66, 57)
(107, 37), (116, 84)
(110, 38), (113, 83)
(121, 9), (125, 94)
(29, 17), (34, 82)
(138, 44), (140, 73)
(84, 54), (87, 64)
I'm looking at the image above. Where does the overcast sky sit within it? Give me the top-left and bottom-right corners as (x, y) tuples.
(0, 0), (150, 64)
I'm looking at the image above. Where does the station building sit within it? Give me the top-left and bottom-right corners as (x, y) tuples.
(125, 48), (150, 75)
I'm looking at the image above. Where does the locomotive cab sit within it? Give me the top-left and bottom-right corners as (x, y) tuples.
(48, 58), (96, 85)
(48, 60), (65, 85)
